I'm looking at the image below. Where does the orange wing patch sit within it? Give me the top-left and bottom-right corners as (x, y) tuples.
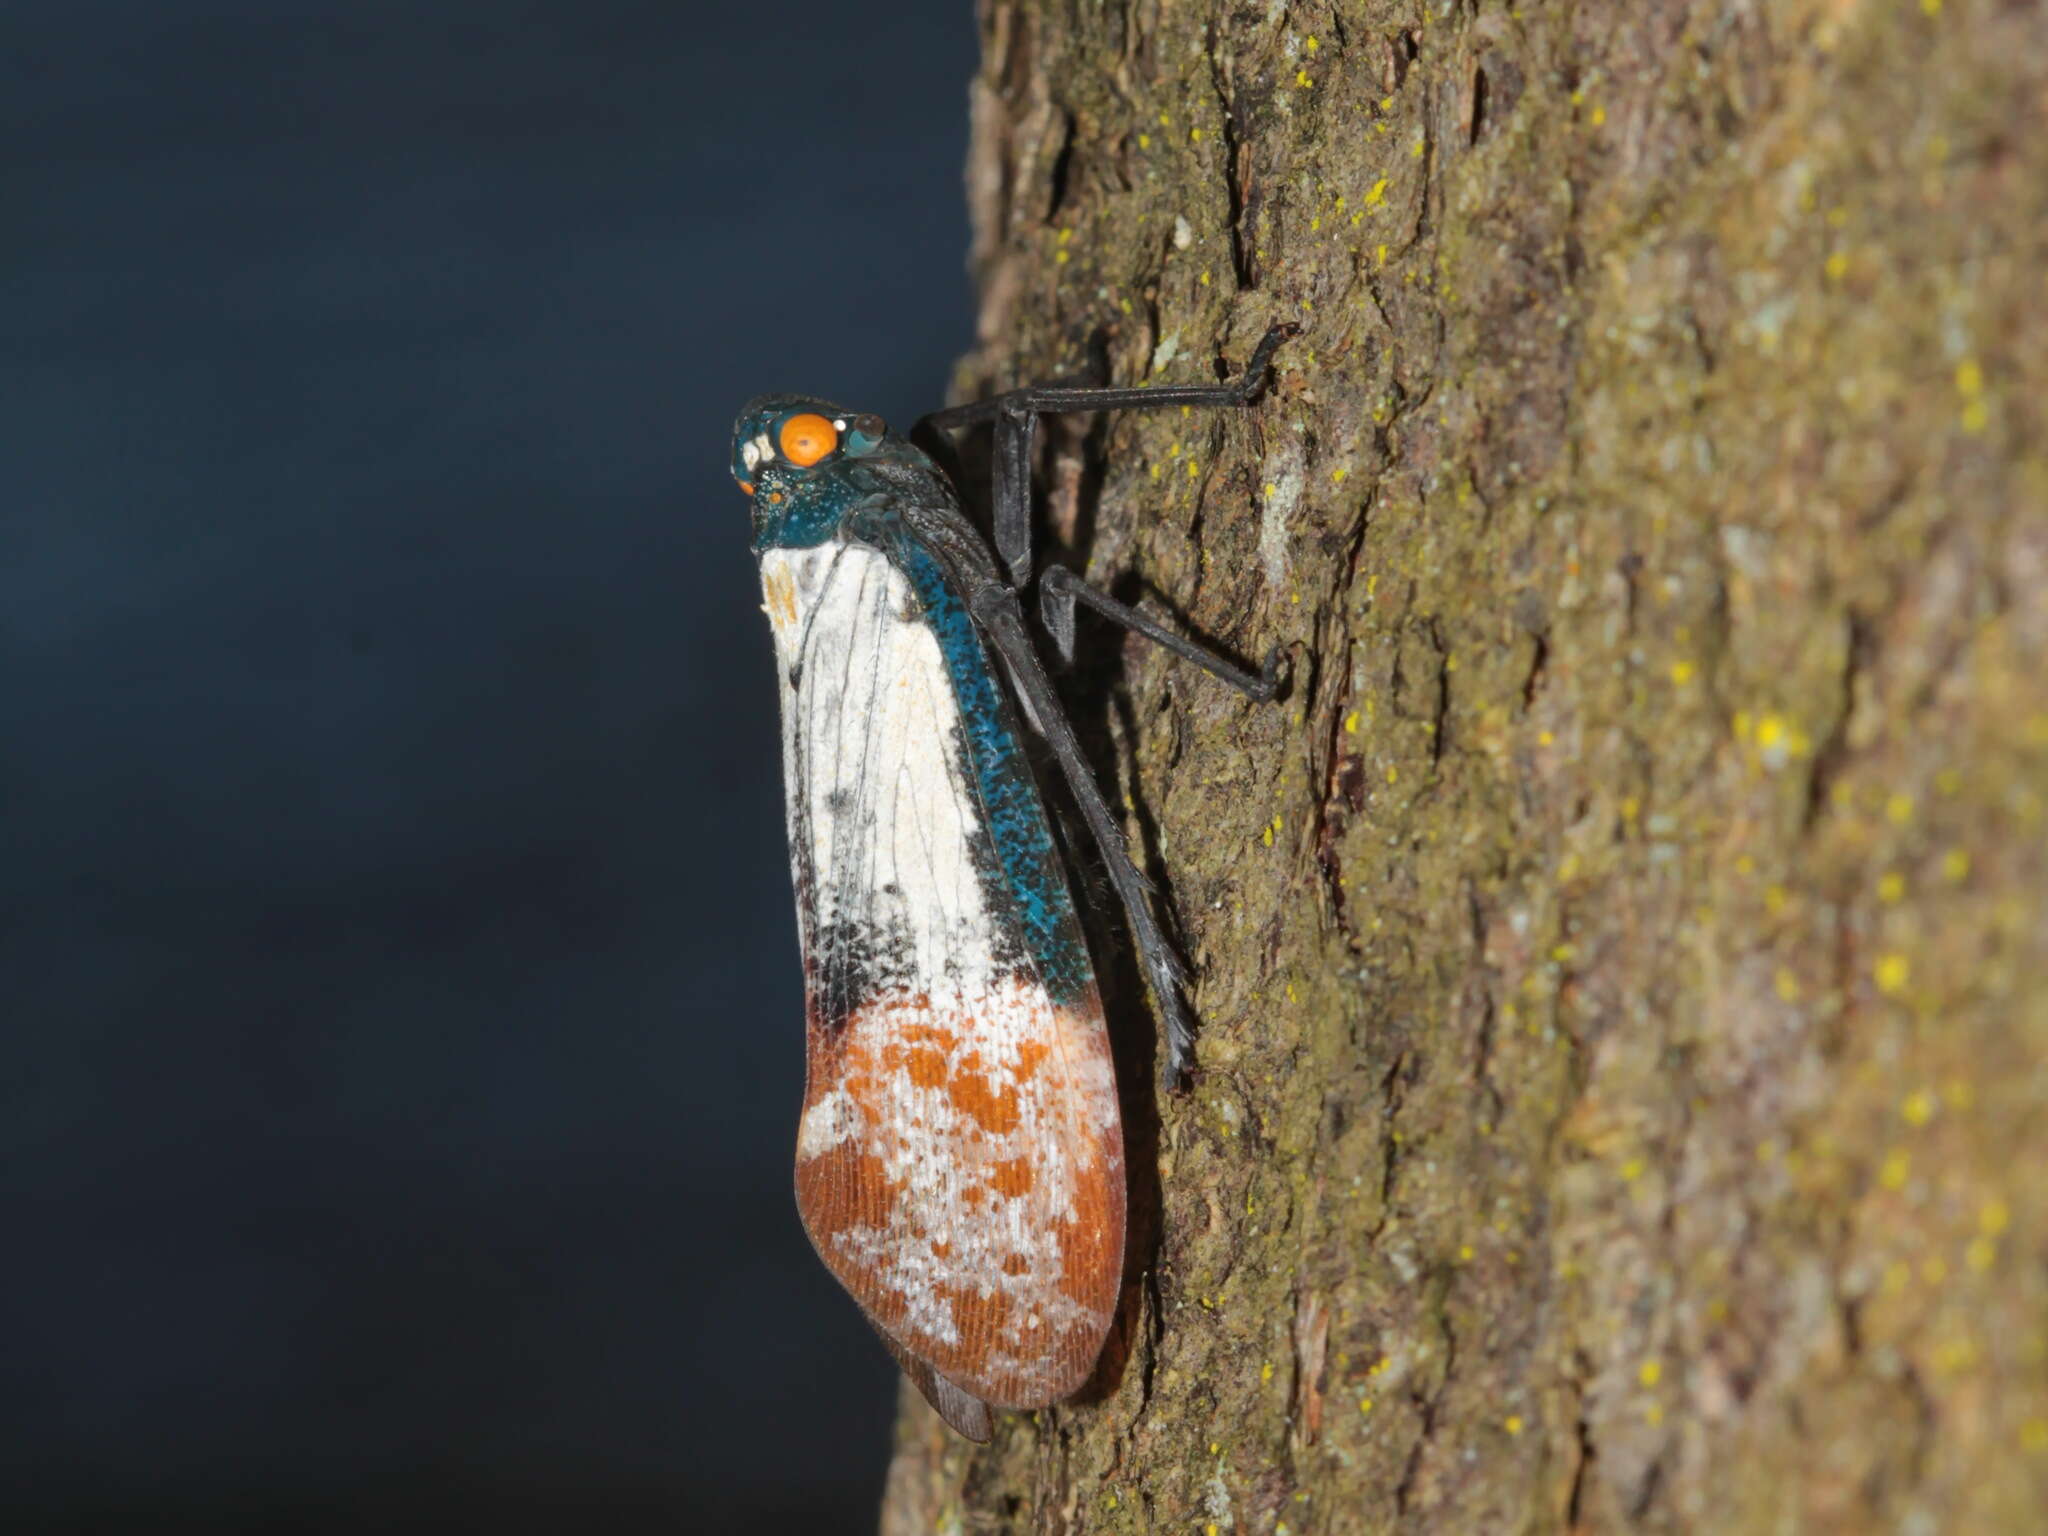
(793, 977), (1124, 1409)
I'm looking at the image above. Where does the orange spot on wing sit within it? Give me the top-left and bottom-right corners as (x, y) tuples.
(988, 1157), (1034, 1199)
(949, 1060), (1021, 1133)
(795, 1138), (900, 1239)
(1000, 1254), (1029, 1276)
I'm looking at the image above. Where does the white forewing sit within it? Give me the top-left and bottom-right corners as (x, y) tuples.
(757, 539), (1125, 1410)
(759, 543), (1002, 1005)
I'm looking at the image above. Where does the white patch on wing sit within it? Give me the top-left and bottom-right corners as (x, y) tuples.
(759, 544), (1000, 1005)
(795, 1087), (861, 1159)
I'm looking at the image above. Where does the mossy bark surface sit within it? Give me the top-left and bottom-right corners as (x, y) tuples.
(882, 1), (2048, 1531)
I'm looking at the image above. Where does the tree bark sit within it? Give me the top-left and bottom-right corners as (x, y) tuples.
(882, 1), (2048, 1530)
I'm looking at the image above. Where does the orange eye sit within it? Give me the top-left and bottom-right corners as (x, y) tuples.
(778, 413), (837, 467)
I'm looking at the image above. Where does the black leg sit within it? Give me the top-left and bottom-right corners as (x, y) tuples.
(969, 585), (1198, 1088)
(1040, 566), (1284, 700)
(916, 323), (1298, 589)
(921, 322), (1298, 430)
(992, 405), (1036, 587)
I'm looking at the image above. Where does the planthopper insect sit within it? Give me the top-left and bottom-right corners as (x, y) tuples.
(732, 324), (1294, 1441)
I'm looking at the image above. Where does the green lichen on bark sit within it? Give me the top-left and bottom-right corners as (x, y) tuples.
(882, 1), (2048, 1531)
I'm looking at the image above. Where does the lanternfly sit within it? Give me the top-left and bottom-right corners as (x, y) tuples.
(732, 326), (1294, 1441)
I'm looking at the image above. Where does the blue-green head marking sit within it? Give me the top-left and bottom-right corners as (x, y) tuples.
(732, 395), (933, 552)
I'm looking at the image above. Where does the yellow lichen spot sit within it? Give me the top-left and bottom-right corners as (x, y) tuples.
(1764, 884), (1789, 915)
(1878, 871), (1906, 904)
(1885, 792), (1914, 826)
(1875, 952), (1910, 995)
(1359, 1396), (1374, 1414)
(1639, 1360), (1662, 1388)
(1551, 943), (1576, 963)
(1962, 397), (1989, 434)
(1825, 251), (1849, 282)
(1621, 1157), (1645, 1183)
(1670, 659), (1695, 686)
(1920, 0), (1941, 14)
(1305, 35), (1320, 51)
(1774, 968), (1801, 1002)
(1345, 711), (1360, 734)
(1375, 242), (1388, 264)
(1190, 126), (1204, 144)
(1879, 1147), (1911, 1191)
(1158, 111), (1171, 127)
(1138, 132), (1151, 150)
(1734, 854), (1756, 876)
(1187, 459), (1199, 478)
(1385, 764), (1399, 784)
(1538, 730), (1555, 747)
(1411, 137), (1424, 158)
(1332, 467), (1347, 484)
(1504, 1414), (1524, 1435)
(1199, 268), (1211, 286)
(1980, 1197), (2011, 1237)
(1364, 177), (1390, 207)
(1901, 1089), (1936, 1127)
(1055, 249), (1071, 265)
(1119, 296), (1133, 315)
(1459, 1244), (1474, 1262)
(1297, 69), (1314, 88)
(1149, 463), (1161, 481)
(1262, 1361), (1275, 1383)
(1955, 359), (1983, 396)
(1621, 795), (1640, 822)
(1056, 227), (1072, 245)
(1590, 104), (1607, 127)
(1755, 714), (1787, 750)
(1943, 848), (1971, 882)
(1966, 1236), (1997, 1272)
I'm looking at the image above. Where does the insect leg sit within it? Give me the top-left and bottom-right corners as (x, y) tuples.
(1039, 565), (1284, 701)
(969, 583), (1198, 1088)
(917, 323), (1298, 589)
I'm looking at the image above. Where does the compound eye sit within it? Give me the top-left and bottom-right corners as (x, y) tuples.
(778, 413), (837, 467)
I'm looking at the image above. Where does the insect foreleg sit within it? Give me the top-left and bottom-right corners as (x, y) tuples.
(918, 323), (1299, 590)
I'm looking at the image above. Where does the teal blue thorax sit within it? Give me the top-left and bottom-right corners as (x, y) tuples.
(730, 396), (1096, 1007)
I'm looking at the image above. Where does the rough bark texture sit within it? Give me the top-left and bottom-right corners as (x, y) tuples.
(881, 1), (2048, 1531)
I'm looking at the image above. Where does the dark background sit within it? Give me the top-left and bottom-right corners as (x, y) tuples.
(4, 3), (975, 1528)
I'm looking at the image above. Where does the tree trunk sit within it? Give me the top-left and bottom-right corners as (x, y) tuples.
(881, 1), (2048, 1530)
